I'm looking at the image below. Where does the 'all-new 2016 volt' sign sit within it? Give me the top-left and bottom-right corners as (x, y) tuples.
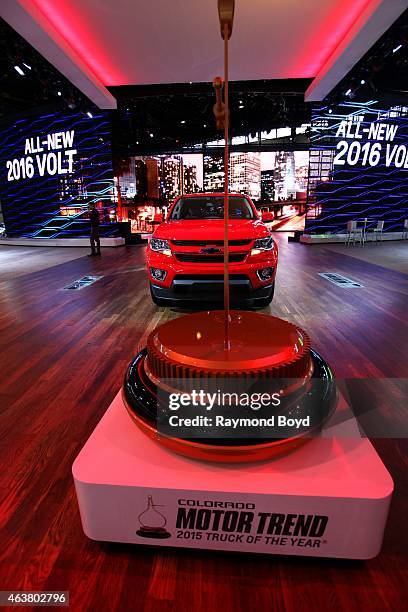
(333, 118), (408, 168)
(6, 130), (77, 181)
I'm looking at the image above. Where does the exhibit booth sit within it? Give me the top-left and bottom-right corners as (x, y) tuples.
(0, 0), (407, 609)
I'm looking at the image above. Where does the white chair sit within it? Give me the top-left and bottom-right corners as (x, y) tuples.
(346, 220), (363, 246)
(403, 219), (408, 240)
(372, 220), (384, 242)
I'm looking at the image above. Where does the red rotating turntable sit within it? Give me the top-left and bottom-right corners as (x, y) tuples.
(146, 310), (311, 382)
(123, 310), (337, 463)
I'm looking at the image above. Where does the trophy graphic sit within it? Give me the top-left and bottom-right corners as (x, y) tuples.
(136, 495), (171, 539)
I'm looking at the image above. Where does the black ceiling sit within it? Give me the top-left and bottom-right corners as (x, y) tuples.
(109, 80), (312, 155)
(328, 8), (408, 104)
(0, 18), (95, 123)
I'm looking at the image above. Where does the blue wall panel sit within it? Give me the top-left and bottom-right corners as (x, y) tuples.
(0, 110), (118, 237)
(305, 101), (408, 234)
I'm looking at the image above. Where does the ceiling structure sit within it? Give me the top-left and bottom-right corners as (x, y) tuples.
(111, 80), (312, 155)
(1, 0), (407, 109)
(0, 18), (95, 120)
(327, 8), (408, 104)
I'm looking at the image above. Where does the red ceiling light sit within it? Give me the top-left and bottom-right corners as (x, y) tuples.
(22, 0), (380, 86)
(288, 0), (376, 77)
(26, 0), (128, 84)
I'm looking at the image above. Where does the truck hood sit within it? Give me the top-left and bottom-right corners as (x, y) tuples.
(153, 219), (269, 241)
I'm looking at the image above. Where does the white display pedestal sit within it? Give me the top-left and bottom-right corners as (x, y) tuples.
(73, 391), (393, 559)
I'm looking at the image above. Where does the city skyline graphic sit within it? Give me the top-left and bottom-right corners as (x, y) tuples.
(119, 151), (309, 203)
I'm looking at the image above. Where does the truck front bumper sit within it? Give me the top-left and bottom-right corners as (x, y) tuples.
(150, 275), (274, 305)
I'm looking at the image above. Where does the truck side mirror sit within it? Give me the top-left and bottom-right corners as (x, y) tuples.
(261, 211), (274, 223)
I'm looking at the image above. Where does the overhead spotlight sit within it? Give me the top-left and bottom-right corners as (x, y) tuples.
(150, 133), (154, 138)
(345, 88), (352, 96)
(360, 79), (366, 85)
(393, 44), (403, 53)
(181, 120), (186, 124)
(57, 91), (62, 96)
(203, 124), (207, 128)
(328, 109), (333, 114)
(86, 111), (93, 118)
(136, 141), (139, 144)
(239, 104), (244, 109)
(14, 65), (25, 76)
(22, 62), (32, 70)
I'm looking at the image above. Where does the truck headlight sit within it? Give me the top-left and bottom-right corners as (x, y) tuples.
(150, 238), (171, 255)
(251, 236), (274, 255)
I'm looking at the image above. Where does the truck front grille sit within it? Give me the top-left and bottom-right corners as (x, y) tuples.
(171, 239), (252, 247)
(175, 253), (247, 263)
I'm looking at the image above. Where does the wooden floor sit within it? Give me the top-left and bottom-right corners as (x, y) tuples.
(0, 236), (407, 612)
(325, 240), (408, 274)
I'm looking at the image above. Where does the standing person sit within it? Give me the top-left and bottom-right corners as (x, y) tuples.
(88, 202), (101, 256)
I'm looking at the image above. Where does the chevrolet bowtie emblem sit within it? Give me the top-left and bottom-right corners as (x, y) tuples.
(200, 246), (222, 254)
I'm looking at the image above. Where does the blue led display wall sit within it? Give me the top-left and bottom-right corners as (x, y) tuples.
(0, 110), (118, 237)
(305, 101), (408, 234)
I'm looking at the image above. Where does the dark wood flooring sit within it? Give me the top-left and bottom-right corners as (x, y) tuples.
(0, 236), (407, 611)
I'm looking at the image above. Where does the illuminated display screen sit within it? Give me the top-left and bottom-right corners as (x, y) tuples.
(305, 101), (408, 234)
(119, 151), (309, 232)
(0, 110), (117, 238)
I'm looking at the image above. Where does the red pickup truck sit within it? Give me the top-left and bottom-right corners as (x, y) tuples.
(146, 193), (278, 307)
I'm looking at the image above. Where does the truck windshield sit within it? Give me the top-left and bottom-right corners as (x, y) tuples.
(170, 196), (254, 220)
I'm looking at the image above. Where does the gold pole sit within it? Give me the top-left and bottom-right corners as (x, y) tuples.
(216, 0), (235, 351)
(223, 22), (230, 350)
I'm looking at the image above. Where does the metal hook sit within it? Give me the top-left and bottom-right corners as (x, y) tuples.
(218, 0), (235, 39)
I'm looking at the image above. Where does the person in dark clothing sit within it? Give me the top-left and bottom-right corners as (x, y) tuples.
(89, 203), (101, 256)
